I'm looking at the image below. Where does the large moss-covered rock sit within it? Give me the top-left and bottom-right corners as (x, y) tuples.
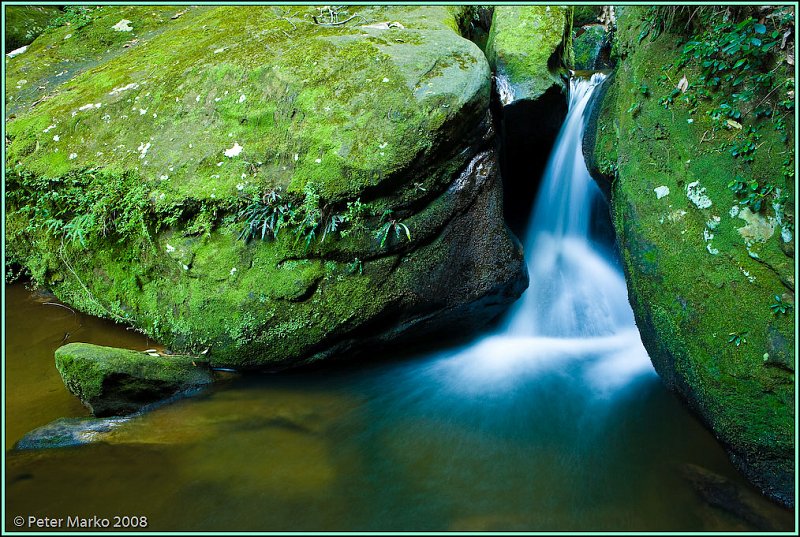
(485, 6), (571, 106)
(588, 7), (795, 506)
(7, 6), (527, 369)
(5, 6), (61, 51)
(55, 343), (213, 416)
(483, 6), (572, 234)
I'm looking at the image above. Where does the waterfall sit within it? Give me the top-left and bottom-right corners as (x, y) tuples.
(431, 73), (655, 395)
(505, 73), (633, 338)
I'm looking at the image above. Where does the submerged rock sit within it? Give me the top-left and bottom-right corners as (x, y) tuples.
(7, 6), (527, 369)
(55, 343), (213, 416)
(14, 416), (128, 450)
(586, 7), (795, 506)
(681, 464), (784, 531)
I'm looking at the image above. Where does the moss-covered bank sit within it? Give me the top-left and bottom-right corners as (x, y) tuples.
(588, 7), (795, 506)
(7, 6), (527, 369)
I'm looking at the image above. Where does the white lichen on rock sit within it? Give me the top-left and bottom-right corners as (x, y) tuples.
(737, 207), (775, 245)
(686, 181), (712, 209)
(110, 84), (139, 97)
(224, 142), (243, 157)
(654, 185), (670, 199)
(112, 19), (133, 32)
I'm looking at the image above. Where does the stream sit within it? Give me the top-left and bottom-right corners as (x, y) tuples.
(4, 74), (794, 532)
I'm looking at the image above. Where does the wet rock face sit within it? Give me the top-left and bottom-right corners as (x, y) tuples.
(7, 6), (526, 369)
(55, 343), (213, 416)
(585, 7), (795, 507)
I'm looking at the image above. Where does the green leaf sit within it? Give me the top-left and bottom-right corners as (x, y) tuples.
(754, 23), (766, 34)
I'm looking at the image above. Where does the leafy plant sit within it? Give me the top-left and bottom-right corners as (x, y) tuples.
(728, 175), (774, 212)
(346, 258), (363, 275)
(375, 210), (411, 248)
(728, 330), (749, 346)
(47, 6), (94, 31)
(237, 188), (295, 242)
(770, 295), (793, 315)
(63, 213), (95, 248)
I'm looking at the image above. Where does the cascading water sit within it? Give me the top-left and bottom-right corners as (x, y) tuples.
(431, 73), (656, 395)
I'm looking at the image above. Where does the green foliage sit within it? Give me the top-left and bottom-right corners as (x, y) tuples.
(770, 295), (792, 316)
(375, 209), (412, 248)
(235, 183), (382, 250)
(7, 167), (153, 252)
(346, 257), (363, 275)
(728, 174), (774, 212)
(648, 6), (793, 164)
(727, 330), (749, 346)
(47, 6), (94, 31)
(237, 188), (295, 242)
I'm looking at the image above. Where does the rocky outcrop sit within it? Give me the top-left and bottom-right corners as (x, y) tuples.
(586, 7), (795, 506)
(484, 6), (572, 233)
(6, 6), (527, 369)
(5, 6), (60, 51)
(55, 343), (213, 416)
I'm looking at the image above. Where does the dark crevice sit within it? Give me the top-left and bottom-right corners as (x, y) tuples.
(490, 84), (568, 237)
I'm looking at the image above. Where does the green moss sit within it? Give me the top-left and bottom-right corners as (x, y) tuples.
(54, 342), (211, 401)
(7, 5), (524, 374)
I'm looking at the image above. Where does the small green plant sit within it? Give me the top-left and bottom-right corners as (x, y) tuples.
(237, 188), (295, 242)
(727, 330), (749, 346)
(63, 213), (95, 248)
(346, 257), (363, 275)
(770, 295), (792, 315)
(727, 175), (775, 212)
(47, 6), (94, 31)
(375, 210), (411, 248)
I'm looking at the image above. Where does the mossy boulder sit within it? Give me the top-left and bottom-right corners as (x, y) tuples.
(7, 6), (527, 369)
(55, 343), (213, 416)
(485, 6), (571, 106)
(588, 7), (795, 506)
(572, 6), (602, 27)
(5, 6), (61, 51)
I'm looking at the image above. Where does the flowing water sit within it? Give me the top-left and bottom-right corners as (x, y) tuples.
(4, 75), (794, 532)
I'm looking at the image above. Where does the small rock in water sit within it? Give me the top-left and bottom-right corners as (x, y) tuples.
(14, 417), (128, 450)
(55, 343), (214, 417)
